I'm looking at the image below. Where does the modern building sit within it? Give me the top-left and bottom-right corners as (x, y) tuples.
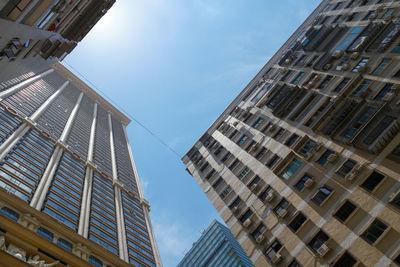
(0, 62), (161, 267)
(183, 0), (400, 266)
(178, 220), (254, 267)
(0, 0), (115, 81)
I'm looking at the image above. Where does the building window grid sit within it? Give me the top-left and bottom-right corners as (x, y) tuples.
(0, 129), (55, 202)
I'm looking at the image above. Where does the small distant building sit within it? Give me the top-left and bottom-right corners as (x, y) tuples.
(178, 220), (254, 267)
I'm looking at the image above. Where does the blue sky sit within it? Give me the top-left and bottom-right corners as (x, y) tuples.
(65, 0), (320, 266)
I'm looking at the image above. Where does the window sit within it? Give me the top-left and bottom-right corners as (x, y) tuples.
(334, 201), (357, 223)
(214, 146), (223, 156)
(337, 159), (357, 177)
(389, 192), (400, 208)
(245, 141), (256, 152)
(299, 140), (316, 157)
(292, 72), (304, 85)
(200, 162), (209, 172)
(375, 83), (393, 100)
(205, 170), (215, 180)
(363, 11), (374, 20)
(229, 159), (239, 170)
(295, 174), (312, 191)
(288, 212), (307, 232)
(265, 240), (282, 260)
(333, 252), (357, 267)
(312, 186), (332, 206)
(220, 186), (232, 199)
(280, 70), (293, 82)
(273, 199), (289, 215)
(372, 59), (390, 75)
(273, 128), (284, 139)
(333, 15), (341, 23)
(37, 227), (54, 241)
(262, 123), (272, 133)
(239, 209), (253, 223)
(221, 152), (230, 162)
(89, 256), (103, 267)
(308, 231), (329, 252)
(347, 13), (356, 22)
(229, 130), (238, 139)
(391, 44), (400, 54)
(363, 116), (396, 145)
(334, 78), (350, 92)
(212, 178), (223, 189)
(306, 55), (319, 67)
(251, 224), (266, 240)
(394, 253), (400, 265)
(229, 197), (241, 209)
(335, 27), (365, 52)
(281, 159), (302, 180)
(317, 150), (334, 165)
(248, 176), (260, 188)
(382, 8), (394, 19)
(285, 134), (299, 147)
(352, 80), (371, 96)
(259, 187), (273, 201)
(252, 118), (263, 129)
(266, 155), (280, 168)
(352, 57), (369, 72)
(318, 75), (333, 89)
(288, 260), (302, 267)
(237, 135), (248, 145)
(361, 171), (385, 192)
(255, 148), (267, 160)
(57, 238), (72, 252)
(361, 219), (388, 244)
(295, 55), (307, 66)
(0, 207), (19, 221)
(238, 168), (249, 179)
(342, 106), (376, 139)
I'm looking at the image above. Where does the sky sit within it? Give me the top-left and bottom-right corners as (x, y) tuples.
(65, 0), (320, 266)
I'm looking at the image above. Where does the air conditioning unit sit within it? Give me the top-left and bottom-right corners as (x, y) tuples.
(251, 183), (259, 191)
(350, 52), (360, 60)
(317, 243), (330, 257)
(383, 92), (395, 102)
(352, 163), (364, 173)
(357, 65), (369, 74)
(251, 144), (259, 152)
(243, 218), (252, 228)
(345, 172), (356, 182)
(314, 143), (323, 151)
(233, 121), (239, 126)
(245, 105), (253, 112)
(232, 206), (240, 214)
(280, 68), (288, 74)
(389, 192), (399, 203)
(256, 234), (265, 244)
(327, 153), (338, 163)
(332, 50), (344, 59)
(277, 209), (287, 218)
(271, 253), (282, 264)
(269, 125), (276, 132)
(341, 63), (350, 71)
(266, 192), (275, 202)
(304, 179), (314, 188)
(204, 140), (210, 146)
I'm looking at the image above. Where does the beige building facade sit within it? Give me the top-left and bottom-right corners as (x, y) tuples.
(0, 0), (114, 81)
(183, 0), (400, 266)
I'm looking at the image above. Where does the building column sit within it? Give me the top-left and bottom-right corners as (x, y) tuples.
(0, 80), (68, 161)
(78, 103), (97, 237)
(108, 114), (129, 261)
(0, 68), (54, 100)
(31, 92), (84, 210)
(122, 125), (162, 266)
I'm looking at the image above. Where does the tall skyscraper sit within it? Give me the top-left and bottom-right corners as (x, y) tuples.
(183, 1), (400, 266)
(0, 62), (161, 267)
(178, 220), (254, 267)
(0, 0), (115, 81)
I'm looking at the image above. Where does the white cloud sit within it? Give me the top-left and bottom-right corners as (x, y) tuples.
(152, 212), (201, 266)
